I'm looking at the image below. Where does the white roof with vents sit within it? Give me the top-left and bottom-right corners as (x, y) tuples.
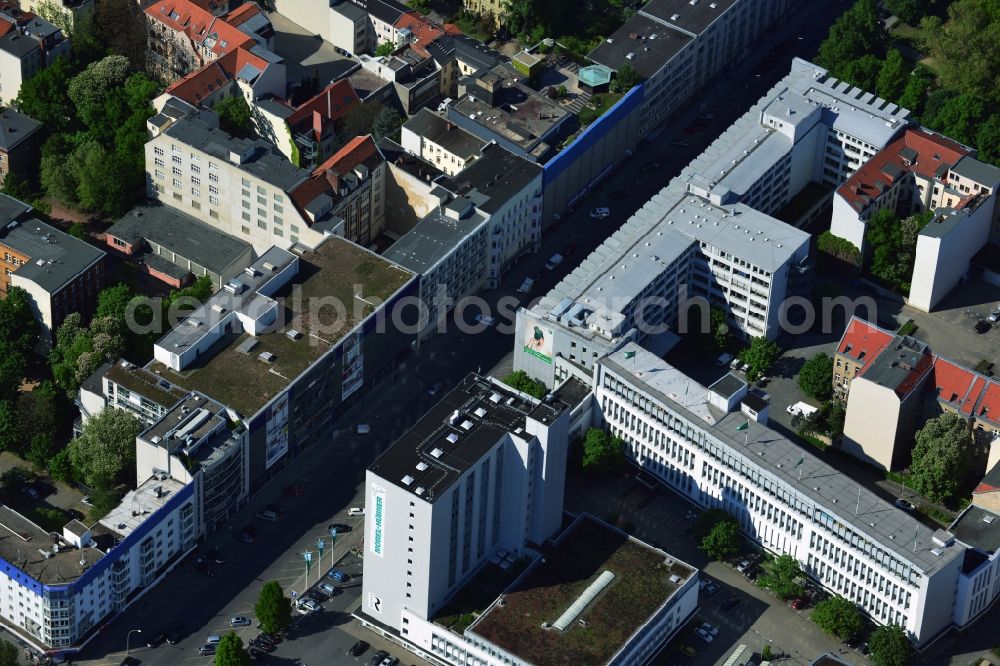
(446, 433), (459, 444)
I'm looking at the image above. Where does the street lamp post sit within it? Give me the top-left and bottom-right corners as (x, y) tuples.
(126, 629), (142, 656)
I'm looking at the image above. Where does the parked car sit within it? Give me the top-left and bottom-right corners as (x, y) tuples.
(257, 632), (281, 645)
(736, 558), (752, 572)
(348, 507), (365, 516)
(589, 207), (611, 219)
(730, 358), (742, 370)
(370, 650), (389, 666)
(715, 352), (733, 367)
(694, 626), (714, 643)
(22, 486), (39, 500)
(721, 594), (742, 610)
(146, 632), (165, 648)
(474, 313), (496, 327)
(320, 582), (338, 595)
(239, 530), (254, 544)
(894, 498), (916, 511)
(328, 523), (351, 533)
(230, 616), (251, 627)
(680, 645), (697, 657)
(380, 657), (399, 666)
(199, 644), (217, 656)
(350, 640), (371, 656)
(698, 622), (719, 637)
(328, 568), (349, 583)
(250, 640), (275, 653)
(703, 582), (720, 596)
(248, 646), (265, 659)
(206, 547), (228, 565)
(544, 253), (564, 270)
(427, 382), (443, 396)
(265, 502), (284, 515)
(975, 320), (992, 334)
(989, 311), (1000, 323)
(81, 495), (93, 506)
(166, 628), (182, 645)
(517, 277), (535, 294)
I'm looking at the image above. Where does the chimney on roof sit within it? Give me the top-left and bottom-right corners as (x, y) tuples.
(325, 170), (340, 192)
(312, 110), (323, 139)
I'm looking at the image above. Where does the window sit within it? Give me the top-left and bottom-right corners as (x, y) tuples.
(257, 195), (266, 205)
(209, 172), (218, 183)
(154, 147), (164, 156)
(172, 178), (182, 188)
(209, 195), (219, 206)
(242, 211), (251, 221)
(257, 185), (265, 194)
(273, 204), (283, 214)
(258, 208), (266, 218)
(191, 164), (200, 175)
(191, 188), (200, 198)
(172, 155), (182, 165)
(191, 176), (201, 186)
(172, 166), (182, 177)
(274, 193), (283, 203)
(209, 185), (219, 195)
(290, 235), (298, 243)
(171, 144), (181, 154)
(257, 221), (266, 229)
(241, 225), (250, 234)
(273, 216), (282, 226)
(242, 200), (250, 209)
(290, 225), (299, 233)
(242, 178), (251, 187)
(209, 209), (219, 219)
(208, 161), (217, 171)
(274, 228), (283, 237)
(154, 157), (164, 168)
(155, 170), (164, 180)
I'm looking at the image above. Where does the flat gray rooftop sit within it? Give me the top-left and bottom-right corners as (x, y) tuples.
(382, 206), (488, 275)
(603, 345), (963, 575)
(164, 117), (308, 192)
(437, 143), (541, 214)
(370, 374), (565, 502)
(588, 14), (690, 79)
(404, 108), (486, 162)
(0, 218), (104, 293)
(951, 156), (1000, 187)
(99, 478), (187, 540)
(0, 505), (105, 585)
(642, 0), (738, 36)
(109, 204), (253, 277)
(951, 505), (1000, 554)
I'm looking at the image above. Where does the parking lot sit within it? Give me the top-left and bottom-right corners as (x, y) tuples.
(565, 467), (869, 665)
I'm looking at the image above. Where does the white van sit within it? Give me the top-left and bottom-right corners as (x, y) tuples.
(348, 507), (365, 516)
(206, 634), (222, 645)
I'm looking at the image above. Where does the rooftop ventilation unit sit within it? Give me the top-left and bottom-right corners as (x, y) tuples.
(416, 461), (428, 471)
(401, 475), (414, 486)
(446, 433), (459, 444)
(430, 448), (443, 458)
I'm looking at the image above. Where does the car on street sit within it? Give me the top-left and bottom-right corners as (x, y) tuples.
(348, 506), (364, 516)
(721, 594), (742, 610)
(703, 582), (720, 596)
(22, 486), (39, 500)
(265, 502), (284, 515)
(694, 626), (714, 643)
(371, 650), (389, 665)
(474, 313), (496, 327)
(975, 320), (992, 334)
(328, 568), (349, 583)
(328, 523), (352, 533)
(257, 632), (281, 645)
(350, 640), (371, 656)
(199, 644), (216, 656)
(239, 530), (254, 544)
(517, 277), (535, 294)
(320, 582), (339, 595)
(544, 253), (564, 270)
(680, 645), (697, 657)
(146, 632), (165, 648)
(894, 498), (915, 511)
(588, 207), (610, 219)
(206, 547), (228, 565)
(250, 639), (275, 653)
(230, 616), (251, 627)
(380, 656), (399, 666)
(698, 622), (719, 637)
(249, 646), (265, 659)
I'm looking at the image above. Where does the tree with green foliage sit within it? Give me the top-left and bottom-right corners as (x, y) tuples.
(974, 114), (1000, 167)
(375, 41), (397, 57)
(739, 337), (780, 382)
(840, 53), (884, 93)
(710, 307), (730, 350)
(68, 222), (87, 240)
(255, 581), (292, 634)
(13, 56), (75, 130)
(92, 0), (148, 69)
(700, 517), (741, 560)
(502, 370), (547, 399)
(68, 407), (140, 487)
(898, 64), (934, 116)
(0, 401), (15, 453)
(876, 49), (908, 103)
(816, 0), (885, 80)
(919, 0), (1000, 105)
(581, 428), (624, 472)
(817, 230), (861, 264)
(1, 171), (33, 201)
(215, 95), (254, 139)
(14, 382), (62, 456)
(798, 353), (834, 401)
(866, 208), (905, 287)
(759, 554), (805, 600)
(0, 638), (18, 666)
(96, 282), (136, 321)
(372, 105), (403, 142)
(610, 63), (640, 93)
(0, 286), (38, 357)
(885, 0), (928, 24)
(921, 90), (986, 147)
(868, 624), (911, 666)
(48, 448), (74, 483)
(811, 595), (863, 639)
(49, 312), (124, 396)
(692, 508), (732, 539)
(27, 433), (57, 472)
(215, 632), (251, 666)
(910, 412), (970, 502)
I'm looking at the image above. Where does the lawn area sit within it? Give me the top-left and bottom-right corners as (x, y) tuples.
(470, 516), (692, 666)
(435, 559), (530, 633)
(579, 92), (623, 126)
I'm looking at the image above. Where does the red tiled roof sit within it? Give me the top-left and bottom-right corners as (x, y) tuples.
(313, 135), (379, 177)
(393, 12), (446, 56)
(978, 381), (1000, 424)
(290, 136), (383, 216)
(165, 46), (269, 104)
(836, 316), (894, 364)
(837, 128), (970, 214)
(146, 0), (253, 58)
(224, 2), (261, 27)
(287, 80), (360, 126)
(0, 17), (14, 37)
(932, 356), (978, 409)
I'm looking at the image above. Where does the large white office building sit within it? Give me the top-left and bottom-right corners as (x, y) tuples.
(594, 343), (999, 645)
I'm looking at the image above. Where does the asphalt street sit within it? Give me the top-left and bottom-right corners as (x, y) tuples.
(74, 2), (849, 664)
